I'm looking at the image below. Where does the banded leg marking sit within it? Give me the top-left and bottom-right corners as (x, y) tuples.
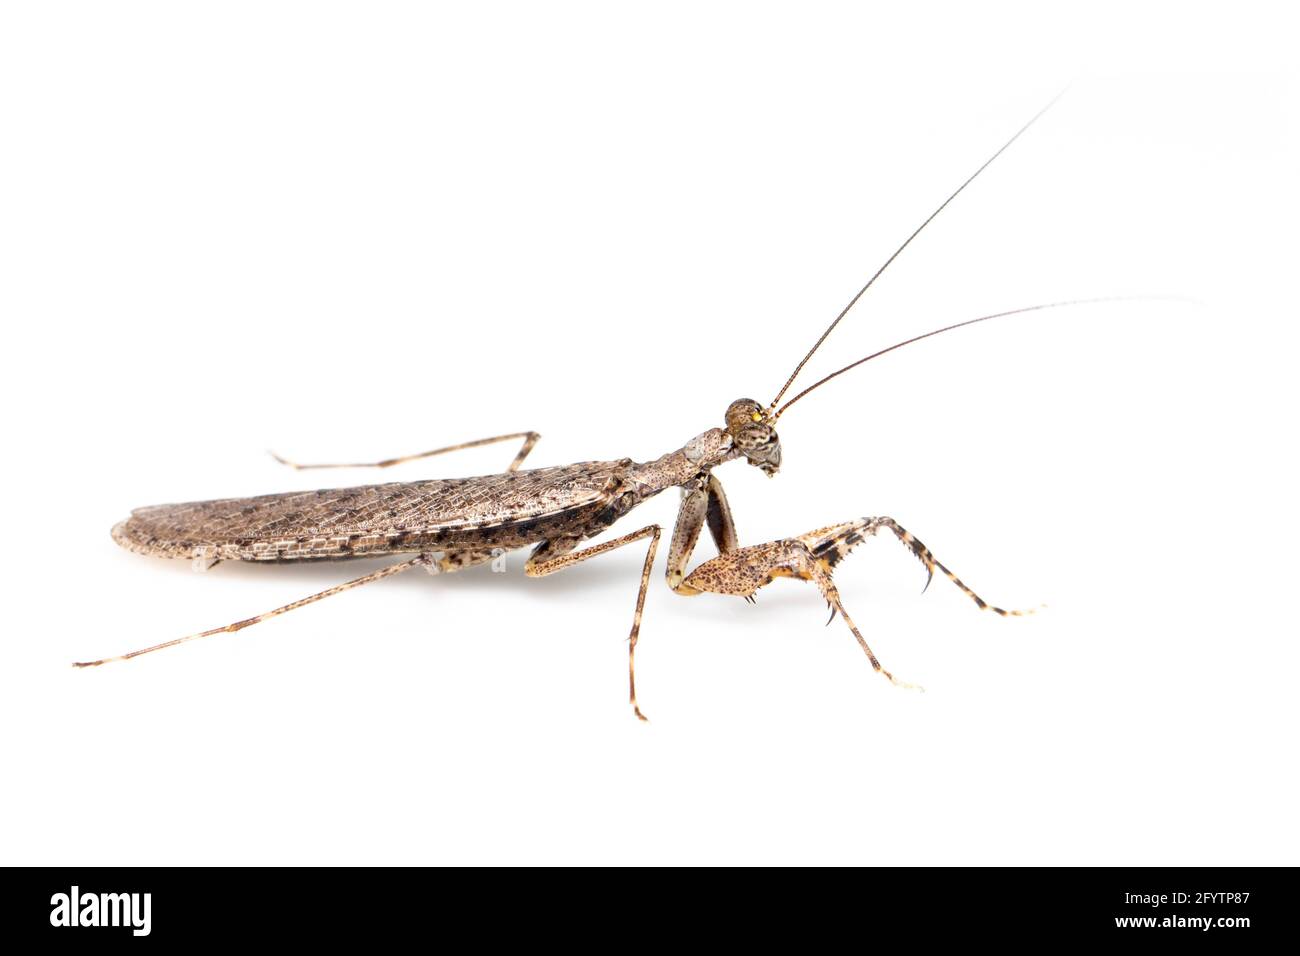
(867, 517), (1036, 617)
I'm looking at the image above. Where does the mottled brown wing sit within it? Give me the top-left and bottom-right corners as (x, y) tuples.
(112, 460), (628, 562)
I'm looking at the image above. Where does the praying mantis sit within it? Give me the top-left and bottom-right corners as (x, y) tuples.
(83, 96), (1083, 720)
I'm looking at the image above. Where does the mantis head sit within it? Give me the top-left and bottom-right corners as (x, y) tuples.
(725, 399), (781, 477)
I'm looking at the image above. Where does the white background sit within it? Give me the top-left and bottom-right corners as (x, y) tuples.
(2, 2), (1296, 865)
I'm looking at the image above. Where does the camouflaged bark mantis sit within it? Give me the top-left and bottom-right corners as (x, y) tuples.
(81, 98), (1068, 720)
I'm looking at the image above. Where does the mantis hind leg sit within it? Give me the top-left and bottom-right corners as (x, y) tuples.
(75, 547), (511, 669)
(74, 555), (434, 667)
(269, 431), (541, 473)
